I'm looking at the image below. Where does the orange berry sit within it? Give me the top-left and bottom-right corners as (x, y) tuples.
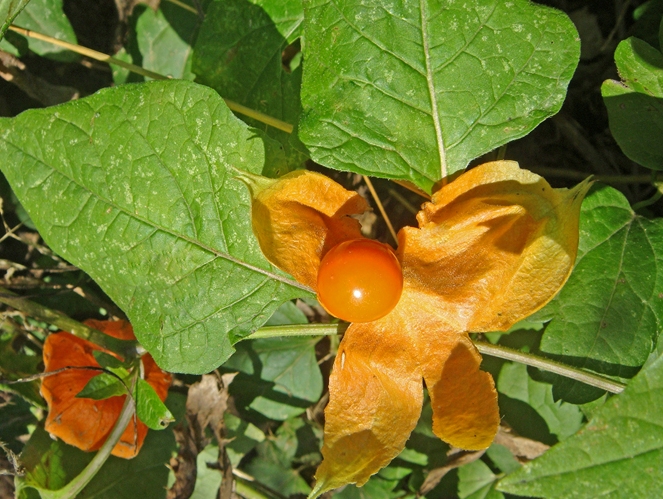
(317, 238), (403, 323)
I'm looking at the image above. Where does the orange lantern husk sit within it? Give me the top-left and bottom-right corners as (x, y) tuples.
(247, 161), (591, 496)
(40, 319), (172, 459)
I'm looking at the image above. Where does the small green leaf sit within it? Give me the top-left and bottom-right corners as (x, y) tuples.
(224, 336), (323, 420)
(458, 460), (504, 499)
(0, 334), (42, 406)
(299, 0), (580, 192)
(245, 418), (316, 496)
(0, 80), (310, 374)
(193, 0), (308, 171)
(265, 300), (308, 326)
(92, 350), (126, 370)
(76, 373), (128, 401)
(497, 362), (584, 441)
(133, 3), (200, 80)
(188, 444), (223, 499)
(534, 184), (663, 402)
(225, 412), (265, 467)
(0, 394), (37, 453)
(0, 0), (78, 61)
(602, 37), (663, 170)
(135, 378), (174, 430)
(334, 475), (400, 499)
(497, 352), (663, 498)
(486, 444), (521, 474)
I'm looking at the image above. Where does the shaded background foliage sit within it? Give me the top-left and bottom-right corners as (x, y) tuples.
(1, 0), (663, 498)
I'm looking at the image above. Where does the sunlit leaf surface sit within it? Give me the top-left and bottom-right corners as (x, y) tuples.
(0, 80), (309, 374)
(299, 0), (580, 191)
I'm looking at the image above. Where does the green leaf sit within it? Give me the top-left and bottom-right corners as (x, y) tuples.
(193, 0), (308, 171)
(602, 37), (663, 170)
(334, 475), (400, 499)
(0, 0), (78, 61)
(92, 350), (126, 370)
(497, 362), (584, 441)
(299, 0), (580, 192)
(134, 3), (200, 80)
(190, 444), (223, 499)
(0, 334), (43, 406)
(0, 394), (37, 453)
(0, 0), (30, 40)
(135, 378), (174, 430)
(16, 410), (176, 499)
(76, 372), (128, 401)
(265, 300), (308, 326)
(485, 444), (521, 474)
(225, 336), (323, 420)
(497, 352), (663, 498)
(458, 460), (504, 499)
(0, 80), (310, 374)
(245, 418), (317, 496)
(534, 185), (663, 402)
(225, 412), (265, 467)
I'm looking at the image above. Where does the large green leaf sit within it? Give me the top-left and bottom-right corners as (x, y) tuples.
(602, 37), (663, 170)
(497, 352), (663, 498)
(534, 185), (663, 402)
(497, 362), (584, 441)
(0, 0), (78, 61)
(224, 336), (323, 420)
(299, 0), (579, 192)
(193, 0), (308, 171)
(0, 80), (310, 374)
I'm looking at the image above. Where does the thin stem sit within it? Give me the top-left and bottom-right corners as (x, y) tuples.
(388, 188), (419, 215)
(8, 25), (294, 134)
(363, 175), (398, 244)
(473, 341), (625, 394)
(0, 286), (138, 359)
(632, 182), (663, 211)
(164, 0), (198, 15)
(42, 371), (137, 499)
(244, 324), (626, 393)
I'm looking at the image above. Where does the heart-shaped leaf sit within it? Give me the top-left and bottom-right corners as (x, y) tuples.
(0, 80), (311, 374)
(299, 0), (580, 192)
(534, 185), (663, 402)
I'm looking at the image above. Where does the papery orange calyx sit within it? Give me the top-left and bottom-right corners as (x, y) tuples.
(244, 169), (369, 289)
(40, 319), (172, 459)
(246, 161), (591, 496)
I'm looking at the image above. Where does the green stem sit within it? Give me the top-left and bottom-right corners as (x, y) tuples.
(244, 324), (626, 394)
(42, 371), (138, 499)
(632, 181), (663, 211)
(9, 25), (294, 134)
(0, 286), (138, 359)
(243, 323), (348, 340)
(473, 341), (625, 394)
